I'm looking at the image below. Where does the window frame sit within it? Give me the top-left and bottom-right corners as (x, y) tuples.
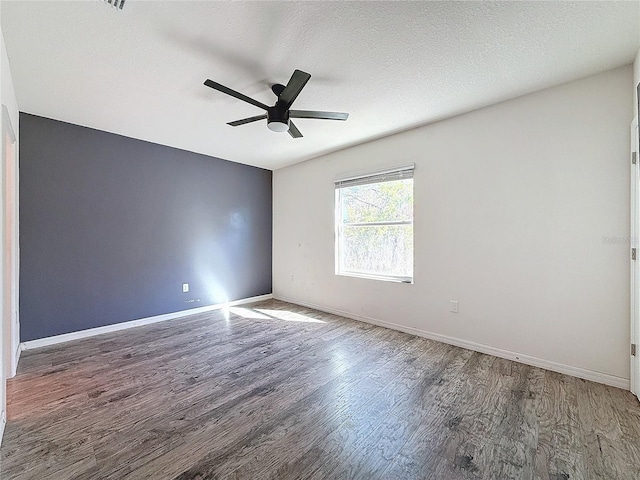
(334, 164), (415, 284)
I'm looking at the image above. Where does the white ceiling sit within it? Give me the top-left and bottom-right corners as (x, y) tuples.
(2, 1), (639, 170)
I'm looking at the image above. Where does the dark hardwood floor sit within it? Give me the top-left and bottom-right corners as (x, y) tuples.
(1, 299), (639, 479)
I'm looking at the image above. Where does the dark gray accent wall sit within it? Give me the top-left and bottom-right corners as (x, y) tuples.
(19, 113), (272, 341)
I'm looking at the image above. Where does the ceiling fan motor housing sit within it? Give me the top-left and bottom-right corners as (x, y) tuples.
(267, 106), (290, 132)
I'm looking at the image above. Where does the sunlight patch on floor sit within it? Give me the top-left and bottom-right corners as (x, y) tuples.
(255, 309), (326, 324)
(228, 307), (271, 320)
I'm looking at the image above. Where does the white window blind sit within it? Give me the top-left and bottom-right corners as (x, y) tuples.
(334, 164), (414, 189)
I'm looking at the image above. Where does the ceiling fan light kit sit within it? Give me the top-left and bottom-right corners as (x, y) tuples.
(204, 69), (349, 138)
(267, 108), (290, 133)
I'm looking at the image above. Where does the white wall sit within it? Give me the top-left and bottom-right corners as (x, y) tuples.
(1, 35), (17, 130)
(634, 49), (639, 118)
(274, 65), (633, 387)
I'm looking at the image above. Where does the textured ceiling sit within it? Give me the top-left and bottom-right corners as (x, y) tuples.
(2, 1), (639, 170)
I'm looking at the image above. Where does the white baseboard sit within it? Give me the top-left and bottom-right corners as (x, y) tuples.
(11, 344), (21, 378)
(0, 413), (5, 448)
(20, 294), (273, 351)
(274, 294), (630, 390)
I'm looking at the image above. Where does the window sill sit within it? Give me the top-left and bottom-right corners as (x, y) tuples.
(336, 271), (413, 284)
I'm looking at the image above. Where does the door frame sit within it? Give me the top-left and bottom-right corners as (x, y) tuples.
(1, 105), (18, 379)
(632, 115), (639, 399)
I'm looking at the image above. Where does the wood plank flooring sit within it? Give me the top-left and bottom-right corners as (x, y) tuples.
(1, 299), (639, 479)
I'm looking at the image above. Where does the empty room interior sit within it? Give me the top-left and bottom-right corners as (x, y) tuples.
(1, 1), (640, 479)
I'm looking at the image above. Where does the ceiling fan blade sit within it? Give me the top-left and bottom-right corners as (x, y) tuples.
(227, 114), (267, 127)
(279, 70), (311, 108)
(204, 79), (269, 111)
(290, 110), (349, 121)
(288, 121), (303, 138)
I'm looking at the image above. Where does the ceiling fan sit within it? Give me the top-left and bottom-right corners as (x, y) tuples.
(203, 69), (349, 138)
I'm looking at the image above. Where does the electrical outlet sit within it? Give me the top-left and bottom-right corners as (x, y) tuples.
(449, 300), (459, 313)
(182, 283), (189, 293)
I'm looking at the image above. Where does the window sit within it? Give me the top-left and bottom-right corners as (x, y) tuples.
(335, 165), (414, 283)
